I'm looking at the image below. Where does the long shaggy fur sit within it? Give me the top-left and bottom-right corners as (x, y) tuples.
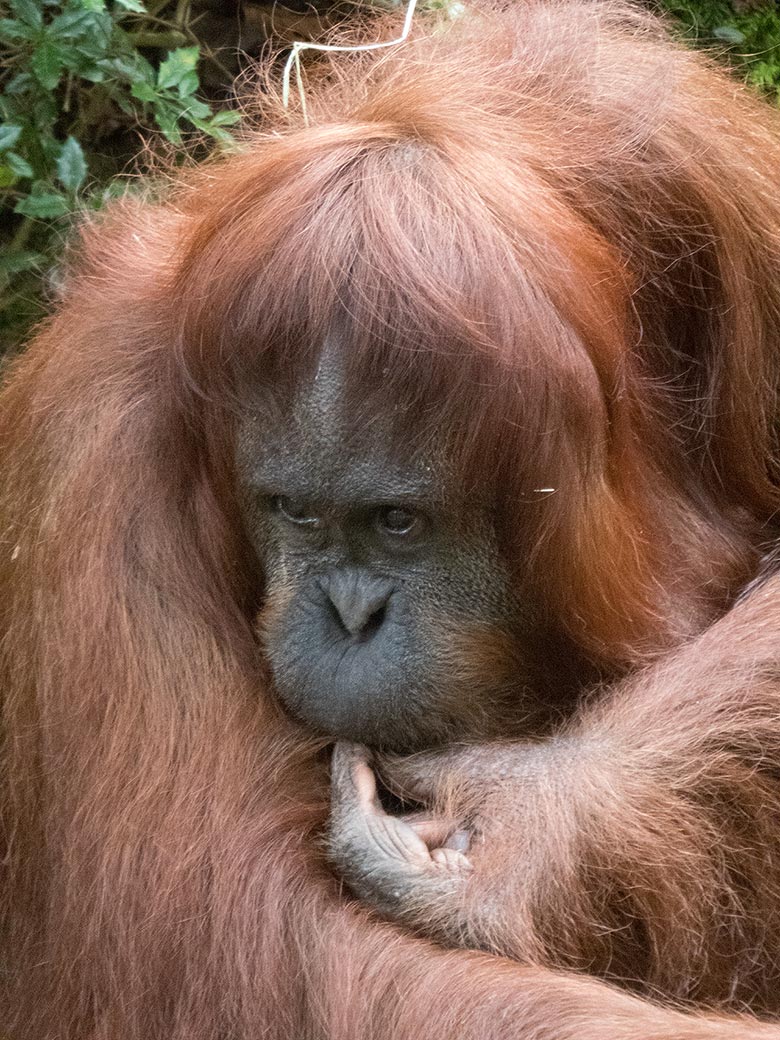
(3, 1), (780, 1036)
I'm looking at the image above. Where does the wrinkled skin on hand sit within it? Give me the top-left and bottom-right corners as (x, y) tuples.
(327, 741), (537, 950)
(328, 743), (474, 922)
(327, 734), (703, 980)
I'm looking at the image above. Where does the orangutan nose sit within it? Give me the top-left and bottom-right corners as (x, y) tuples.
(321, 571), (394, 641)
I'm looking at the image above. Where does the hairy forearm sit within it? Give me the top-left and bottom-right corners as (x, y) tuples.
(336, 576), (780, 1008)
(586, 575), (780, 767)
(483, 740), (774, 993)
(466, 577), (780, 1000)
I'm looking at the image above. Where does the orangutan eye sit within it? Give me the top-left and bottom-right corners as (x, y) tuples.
(274, 496), (321, 527)
(377, 506), (420, 536)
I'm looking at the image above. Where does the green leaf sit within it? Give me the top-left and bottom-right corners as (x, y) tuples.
(31, 39), (66, 90)
(3, 72), (34, 96)
(208, 110), (241, 127)
(0, 165), (17, 188)
(713, 25), (745, 45)
(180, 96), (210, 120)
(100, 53), (151, 80)
(10, 0), (42, 29)
(157, 46), (199, 91)
(131, 80), (157, 103)
(748, 62), (779, 92)
(76, 63), (107, 83)
(152, 100), (182, 144)
(0, 17), (39, 41)
(114, 0), (147, 11)
(189, 121), (235, 147)
(56, 137), (87, 193)
(0, 124), (23, 152)
(173, 69), (199, 97)
(112, 92), (135, 115)
(15, 191), (69, 218)
(49, 9), (100, 37)
(32, 94), (58, 131)
(0, 249), (45, 275)
(7, 152), (34, 178)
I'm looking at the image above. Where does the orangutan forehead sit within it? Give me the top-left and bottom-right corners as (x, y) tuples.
(263, 331), (422, 438)
(236, 337), (452, 506)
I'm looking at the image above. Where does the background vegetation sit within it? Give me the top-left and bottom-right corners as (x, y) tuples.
(2, 0), (780, 353)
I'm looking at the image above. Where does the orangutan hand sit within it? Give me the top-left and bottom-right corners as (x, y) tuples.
(328, 738), (582, 957)
(327, 742), (474, 923)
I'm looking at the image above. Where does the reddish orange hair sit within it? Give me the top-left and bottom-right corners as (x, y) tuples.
(2, 2), (780, 1037)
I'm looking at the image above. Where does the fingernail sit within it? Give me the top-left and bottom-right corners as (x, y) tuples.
(446, 829), (471, 852)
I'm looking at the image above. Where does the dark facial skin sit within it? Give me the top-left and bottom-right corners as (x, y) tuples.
(236, 343), (550, 752)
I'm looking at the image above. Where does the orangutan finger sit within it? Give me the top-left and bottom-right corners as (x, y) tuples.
(331, 741), (381, 816)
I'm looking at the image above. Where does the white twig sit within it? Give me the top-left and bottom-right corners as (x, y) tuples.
(282, 0), (420, 122)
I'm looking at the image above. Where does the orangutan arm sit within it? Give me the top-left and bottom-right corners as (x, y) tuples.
(329, 575), (780, 1008)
